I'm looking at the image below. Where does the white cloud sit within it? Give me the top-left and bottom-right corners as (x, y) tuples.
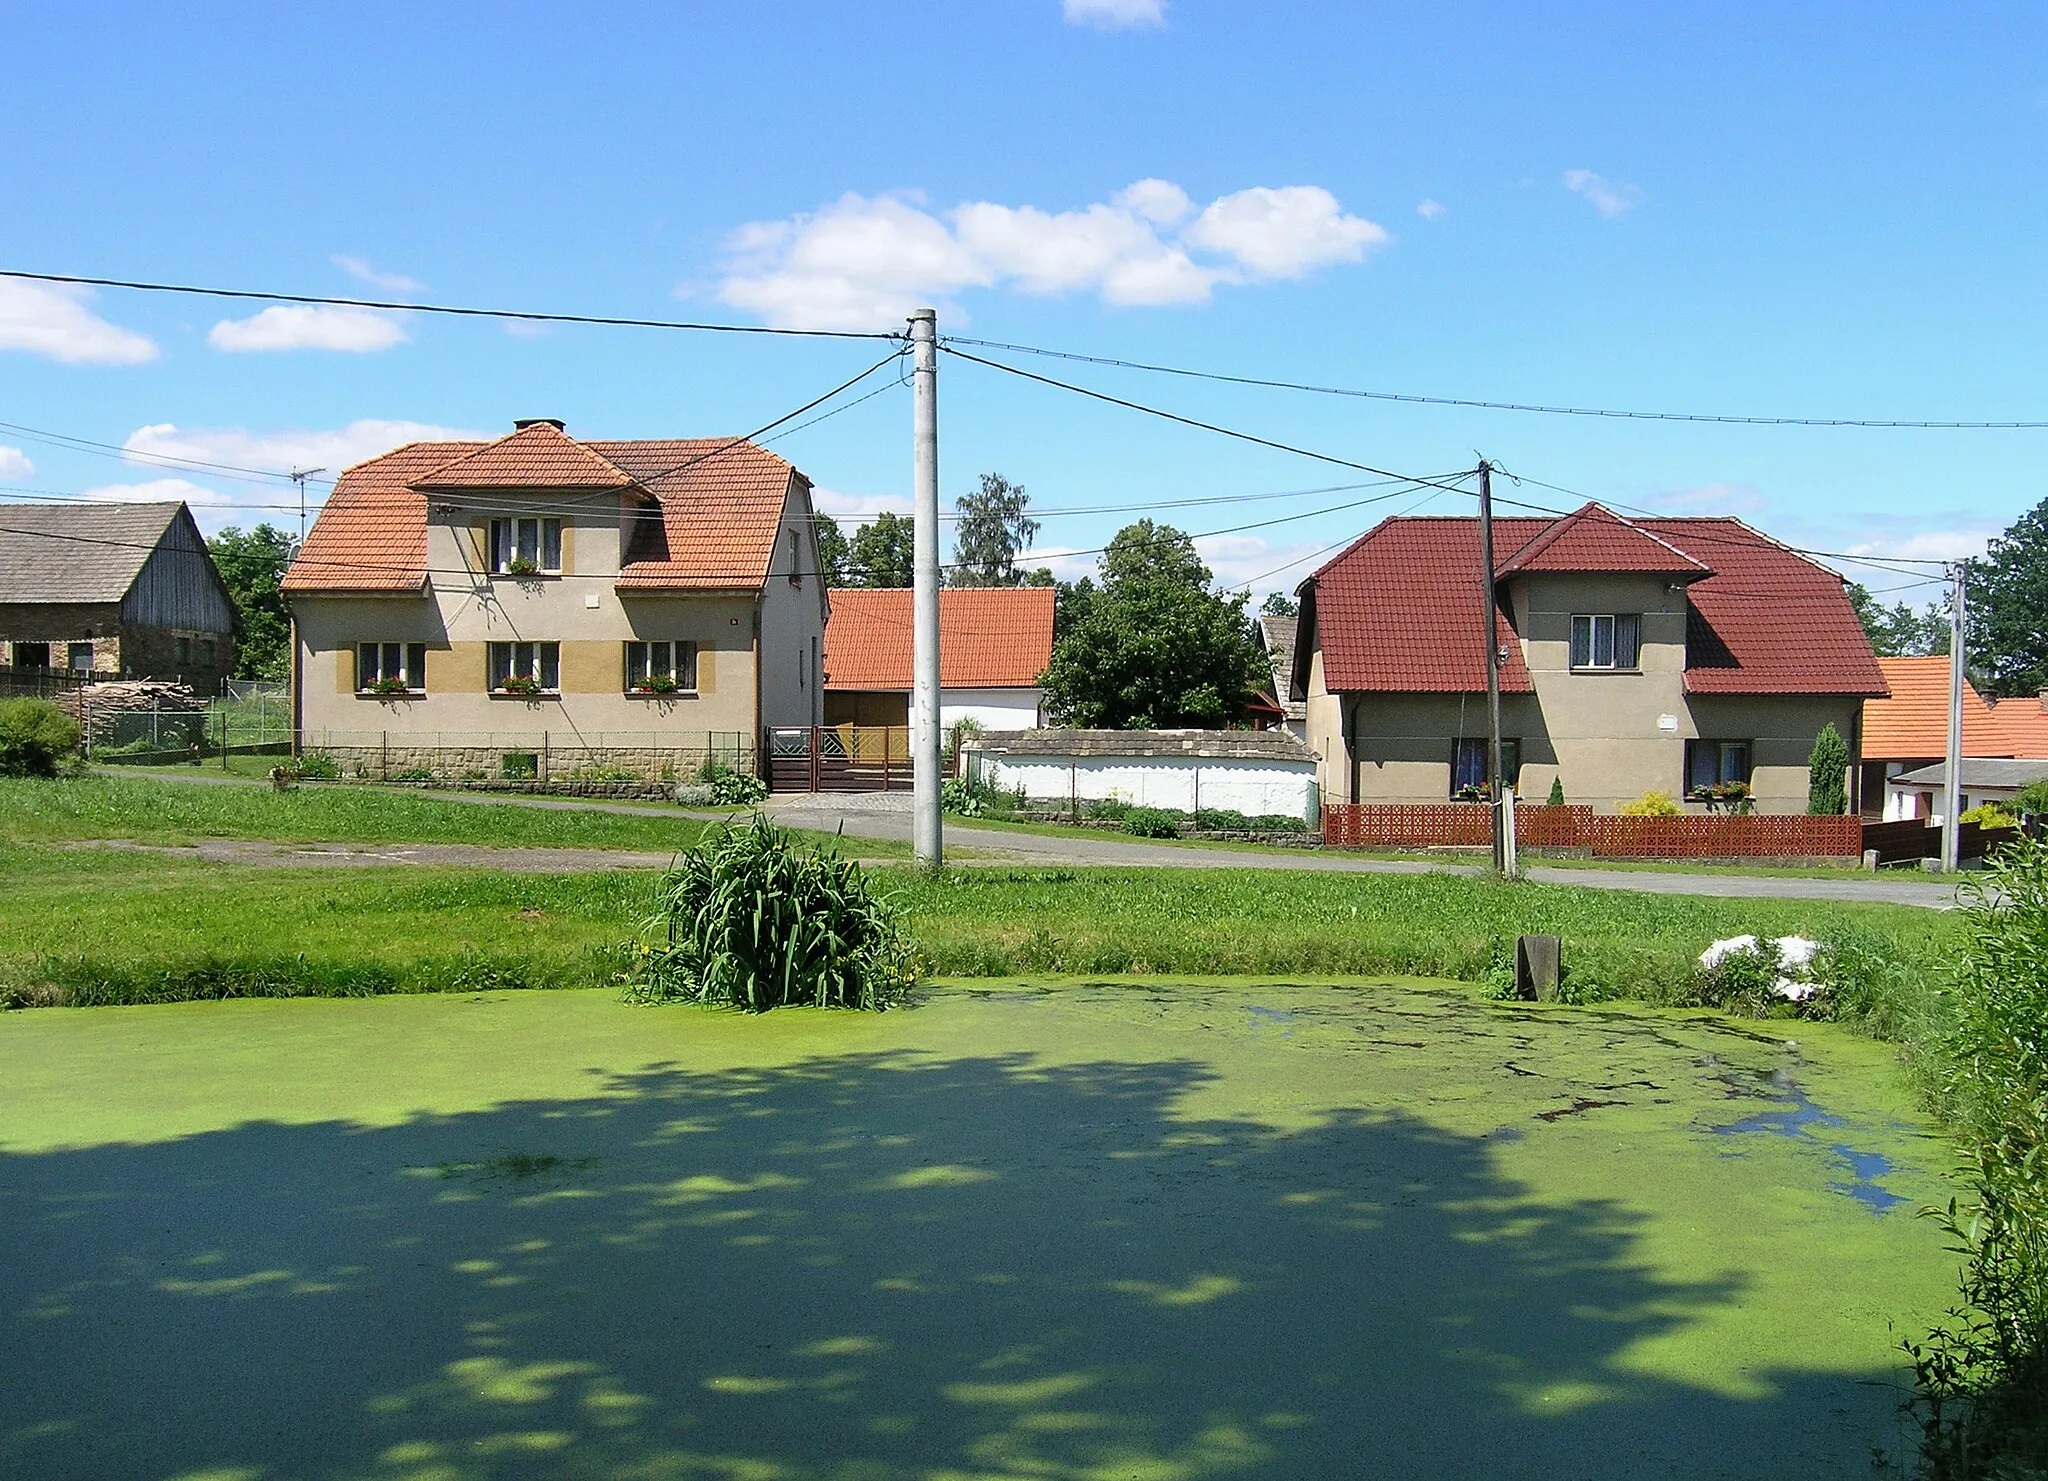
(1417, 199), (1446, 220)
(1641, 482), (1765, 516)
(1563, 169), (1642, 218)
(124, 418), (487, 478)
(1063, 0), (1165, 29)
(0, 445), (34, 480)
(1850, 529), (1994, 563)
(331, 255), (423, 292)
(812, 486), (913, 525)
(207, 305), (410, 353)
(0, 280), (158, 365)
(1194, 532), (1332, 593)
(76, 476), (255, 535)
(1183, 186), (1389, 278)
(716, 179), (1388, 330)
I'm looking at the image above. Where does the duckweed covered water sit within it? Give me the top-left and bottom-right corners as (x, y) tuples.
(0, 978), (1957, 1479)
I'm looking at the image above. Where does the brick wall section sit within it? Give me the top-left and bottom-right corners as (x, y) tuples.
(1323, 803), (1862, 859)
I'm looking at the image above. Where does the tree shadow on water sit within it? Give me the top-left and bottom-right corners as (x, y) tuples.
(1, 1051), (1903, 1479)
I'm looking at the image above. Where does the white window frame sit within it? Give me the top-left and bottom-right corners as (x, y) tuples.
(489, 517), (563, 574)
(357, 642), (428, 693)
(624, 640), (698, 694)
(1569, 612), (1641, 671)
(488, 641), (561, 694)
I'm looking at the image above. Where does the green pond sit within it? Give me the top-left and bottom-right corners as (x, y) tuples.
(0, 979), (1959, 1480)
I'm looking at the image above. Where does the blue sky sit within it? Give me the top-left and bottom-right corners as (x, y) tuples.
(3, 1), (2043, 608)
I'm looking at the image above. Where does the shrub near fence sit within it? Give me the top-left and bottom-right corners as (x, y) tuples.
(1322, 802), (1864, 860)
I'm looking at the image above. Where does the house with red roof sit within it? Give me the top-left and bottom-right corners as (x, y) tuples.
(823, 586), (1053, 731)
(1862, 655), (2048, 819)
(1291, 502), (1888, 813)
(282, 419), (828, 775)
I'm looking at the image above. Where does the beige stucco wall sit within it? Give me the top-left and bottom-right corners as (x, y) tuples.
(756, 479), (828, 729)
(1300, 571), (1865, 812)
(290, 484), (810, 747)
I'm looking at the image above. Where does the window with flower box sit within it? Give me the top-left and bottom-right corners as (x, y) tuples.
(358, 642), (428, 694)
(1685, 739), (1752, 806)
(488, 641), (560, 695)
(489, 517), (563, 575)
(624, 640), (697, 694)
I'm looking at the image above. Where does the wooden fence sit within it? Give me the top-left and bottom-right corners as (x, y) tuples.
(1322, 802), (1864, 859)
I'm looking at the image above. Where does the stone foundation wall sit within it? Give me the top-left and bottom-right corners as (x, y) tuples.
(312, 741), (758, 785)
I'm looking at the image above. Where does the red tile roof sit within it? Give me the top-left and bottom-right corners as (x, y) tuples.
(1304, 509), (1887, 697)
(1987, 694), (2048, 760)
(1495, 502), (1711, 579)
(414, 421), (634, 490)
(824, 587), (1055, 690)
(283, 429), (803, 595)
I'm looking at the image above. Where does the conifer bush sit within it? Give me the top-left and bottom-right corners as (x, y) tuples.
(0, 700), (80, 778)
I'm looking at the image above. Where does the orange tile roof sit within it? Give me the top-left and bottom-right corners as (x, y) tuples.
(1985, 692), (2048, 760)
(414, 421), (634, 490)
(824, 587), (1055, 690)
(1863, 656), (2009, 758)
(283, 430), (803, 595)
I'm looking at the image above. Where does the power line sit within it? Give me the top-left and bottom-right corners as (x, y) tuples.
(942, 334), (2048, 430)
(939, 344), (1478, 494)
(0, 418), (322, 486)
(0, 269), (907, 343)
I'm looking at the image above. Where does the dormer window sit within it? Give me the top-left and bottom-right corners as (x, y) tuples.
(491, 517), (562, 575)
(1570, 613), (1640, 671)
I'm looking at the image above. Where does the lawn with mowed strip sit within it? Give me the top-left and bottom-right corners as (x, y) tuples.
(0, 980), (1957, 1479)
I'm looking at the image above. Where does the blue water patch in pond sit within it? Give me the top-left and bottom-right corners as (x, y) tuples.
(1711, 1065), (1907, 1214)
(1247, 1006), (1299, 1036)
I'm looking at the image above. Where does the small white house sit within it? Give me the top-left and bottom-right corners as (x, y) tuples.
(1887, 757), (2048, 822)
(967, 729), (1321, 820)
(824, 587), (1051, 732)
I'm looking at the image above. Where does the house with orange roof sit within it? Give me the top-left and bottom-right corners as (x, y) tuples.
(1861, 655), (2048, 819)
(282, 419), (828, 779)
(822, 586), (1053, 731)
(1292, 502), (1888, 813)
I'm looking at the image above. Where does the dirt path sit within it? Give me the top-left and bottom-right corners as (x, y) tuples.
(100, 769), (1966, 907)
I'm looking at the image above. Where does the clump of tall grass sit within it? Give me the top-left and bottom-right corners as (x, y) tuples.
(1904, 835), (2048, 1479)
(623, 816), (916, 1011)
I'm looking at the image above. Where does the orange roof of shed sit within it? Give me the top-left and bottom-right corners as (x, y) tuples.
(825, 587), (1055, 691)
(1863, 656), (2011, 758)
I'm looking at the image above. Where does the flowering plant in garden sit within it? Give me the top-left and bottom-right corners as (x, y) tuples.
(505, 556), (542, 577)
(498, 674), (544, 697)
(1692, 780), (1754, 815)
(632, 675), (678, 694)
(368, 677), (411, 695)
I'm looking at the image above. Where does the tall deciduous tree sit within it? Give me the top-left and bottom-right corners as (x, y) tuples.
(811, 513), (850, 587)
(1848, 582), (1948, 657)
(950, 472), (1039, 586)
(207, 524), (294, 681)
(1971, 499), (2048, 695)
(1039, 521), (1265, 729)
(845, 511), (917, 588)
(1260, 591), (1299, 618)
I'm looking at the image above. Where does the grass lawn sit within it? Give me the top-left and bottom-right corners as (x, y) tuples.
(0, 979), (1954, 1479)
(0, 842), (1956, 1013)
(0, 773), (886, 855)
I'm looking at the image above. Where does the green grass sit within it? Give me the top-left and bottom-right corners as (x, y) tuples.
(0, 842), (1957, 1018)
(0, 773), (875, 854)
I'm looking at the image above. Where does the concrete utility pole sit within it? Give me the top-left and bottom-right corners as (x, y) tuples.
(1941, 559), (1968, 872)
(909, 308), (943, 870)
(1477, 460), (1512, 876)
(289, 467), (325, 546)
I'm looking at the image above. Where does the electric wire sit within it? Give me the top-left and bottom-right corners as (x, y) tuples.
(0, 269), (908, 343)
(942, 334), (2048, 430)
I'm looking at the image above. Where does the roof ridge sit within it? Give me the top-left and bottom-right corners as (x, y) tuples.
(412, 422), (635, 490)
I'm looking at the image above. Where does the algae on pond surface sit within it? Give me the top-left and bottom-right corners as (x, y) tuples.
(0, 978), (1956, 1481)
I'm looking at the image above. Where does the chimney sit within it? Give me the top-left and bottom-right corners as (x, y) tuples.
(2039, 688), (2047, 715)
(513, 418), (565, 432)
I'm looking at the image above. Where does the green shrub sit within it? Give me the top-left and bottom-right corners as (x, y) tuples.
(294, 753), (340, 781)
(1961, 802), (2017, 830)
(1122, 807), (1180, 839)
(1250, 812), (1308, 832)
(1194, 807), (1251, 832)
(1619, 789), (1681, 817)
(1691, 942), (1789, 1018)
(1547, 776), (1566, 807)
(2014, 779), (2048, 819)
(501, 752), (538, 780)
(1084, 795), (1132, 821)
(1807, 721), (1850, 816)
(708, 769), (767, 805)
(391, 766), (435, 782)
(0, 700), (81, 778)
(941, 777), (984, 817)
(1909, 834), (2048, 1479)
(623, 816), (916, 1011)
